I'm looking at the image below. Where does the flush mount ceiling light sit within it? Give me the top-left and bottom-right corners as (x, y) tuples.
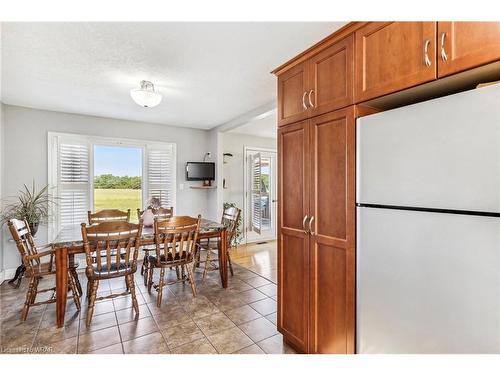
(130, 80), (162, 108)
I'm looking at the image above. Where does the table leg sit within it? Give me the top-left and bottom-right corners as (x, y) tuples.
(55, 247), (68, 328)
(219, 229), (228, 288)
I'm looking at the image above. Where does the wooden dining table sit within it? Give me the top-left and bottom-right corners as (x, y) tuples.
(51, 219), (228, 328)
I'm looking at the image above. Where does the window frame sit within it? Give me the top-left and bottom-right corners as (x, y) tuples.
(48, 131), (177, 240)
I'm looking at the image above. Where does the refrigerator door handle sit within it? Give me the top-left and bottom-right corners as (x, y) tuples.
(302, 215), (309, 234)
(308, 216), (315, 235)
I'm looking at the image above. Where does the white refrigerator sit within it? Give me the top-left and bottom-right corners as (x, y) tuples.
(356, 84), (500, 353)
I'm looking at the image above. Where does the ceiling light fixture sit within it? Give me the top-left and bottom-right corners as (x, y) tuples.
(130, 80), (162, 108)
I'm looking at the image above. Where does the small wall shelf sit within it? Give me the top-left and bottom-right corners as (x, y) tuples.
(189, 186), (217, 190)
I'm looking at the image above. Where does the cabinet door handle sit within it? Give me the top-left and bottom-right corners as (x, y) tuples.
(440, 32), (448, 62)
(308, 216), (315, 235)
(302, 215), (309, 234)
(308, 89), (315, 108)
(424, 39), (432, 67)
(302, 91), (308, 110)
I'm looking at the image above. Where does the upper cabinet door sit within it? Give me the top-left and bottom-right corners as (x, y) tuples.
(355, 22), (437, 102)
(308, 34), (354, 117)
(438, 22), (500, 78)
(277, 61), (310, 126)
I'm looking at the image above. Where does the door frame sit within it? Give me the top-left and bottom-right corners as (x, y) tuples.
(243, 146), (277, 243)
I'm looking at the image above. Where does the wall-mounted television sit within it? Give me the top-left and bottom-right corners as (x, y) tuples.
(186, 162), (215, 181)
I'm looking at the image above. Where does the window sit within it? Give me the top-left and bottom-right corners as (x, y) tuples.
(93, 145), (143, 220)
(48, 132), (176, 239)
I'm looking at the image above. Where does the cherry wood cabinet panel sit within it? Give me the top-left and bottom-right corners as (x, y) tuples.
(278, 228), (310, 352)
(308, 107), (356, 354)
(277, 61), (310, 126)
(277, 120), (310, 352)
(355, 22), (437, 102)
(308, 34), (354, 116)
(438, 22), (500, 78)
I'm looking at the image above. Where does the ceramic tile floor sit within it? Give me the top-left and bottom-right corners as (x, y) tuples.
(0, 263), (295, 354)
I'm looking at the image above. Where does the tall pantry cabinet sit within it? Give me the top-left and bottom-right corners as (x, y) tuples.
(275, 30), (356, 354)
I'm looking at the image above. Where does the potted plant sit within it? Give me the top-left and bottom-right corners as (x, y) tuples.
(1, 181), (56, 236)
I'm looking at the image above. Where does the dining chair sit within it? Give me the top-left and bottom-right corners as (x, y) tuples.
(137, 206), (174, 283)
(81, 220), (142, 327)
(8, 219), (81, 321)
(198, 206), (241, 281)
(136, 206), (174, 221)
(87, 209), (131, 225)
(146, 216), (201, 306)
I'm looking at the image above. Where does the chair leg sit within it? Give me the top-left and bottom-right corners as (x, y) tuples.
(127, 274), (140, 316)
(86, 280), (91, 302)
(147, 265), (154, 293)
(175, 266), (180, 280)
(21, 277), (36, 321)
(202, 249), (211, 282)
(30, 277), (39, 305)
(186, 264), (197, 297)
(141, 251), (149, 276)
(157, 268), (165, 307)
(70, 268), (83, 296)
(86, 280), (99, 327)
(68, 272), (81, 311)
(227, 249), (234, 277)
(143, 261), (149, 287)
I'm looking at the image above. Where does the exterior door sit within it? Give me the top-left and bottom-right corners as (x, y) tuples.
(308, 34), (354, 117)
(308, 107), (356, 354)
(277, 61), (310, 126)
(355, 22), (437, 102)
(277, 120), (310, 352)
(438, 22), (500, 77)
(245, 149), (277, 243)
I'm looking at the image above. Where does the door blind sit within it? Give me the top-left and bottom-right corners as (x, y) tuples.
(251, 153), (262, 235)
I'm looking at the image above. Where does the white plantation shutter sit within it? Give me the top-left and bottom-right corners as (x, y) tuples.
(146, 144), (175, 208)
(57, 140), (91, 230)
(251, 153), (262, 235)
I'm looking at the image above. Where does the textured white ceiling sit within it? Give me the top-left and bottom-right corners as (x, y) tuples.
(1, 22), (345, 129)
(229, 109), (277, 139)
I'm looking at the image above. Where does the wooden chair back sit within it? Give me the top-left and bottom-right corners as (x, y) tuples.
(153, 215), (201, 266)
(137, 206), (174, 221)
(81, 220), (143, 278)
(88, 209), (131, 225)
(7, 219), (43, 273)
(221, 206), (241, 246)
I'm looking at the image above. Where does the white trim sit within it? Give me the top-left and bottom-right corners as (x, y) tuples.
(243, 146), (277, 244)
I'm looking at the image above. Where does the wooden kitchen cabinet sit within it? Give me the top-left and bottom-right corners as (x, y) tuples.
(277, 120), (311, 352)
(308, 107), (356, 354)
(277, 34), (355, 126)
(437, 22), (500, 77)
(277, 108), (356, 354)
(308, 34), (354, 117)
(277, 62), (309, 126)
(355, 22), (437, 102)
